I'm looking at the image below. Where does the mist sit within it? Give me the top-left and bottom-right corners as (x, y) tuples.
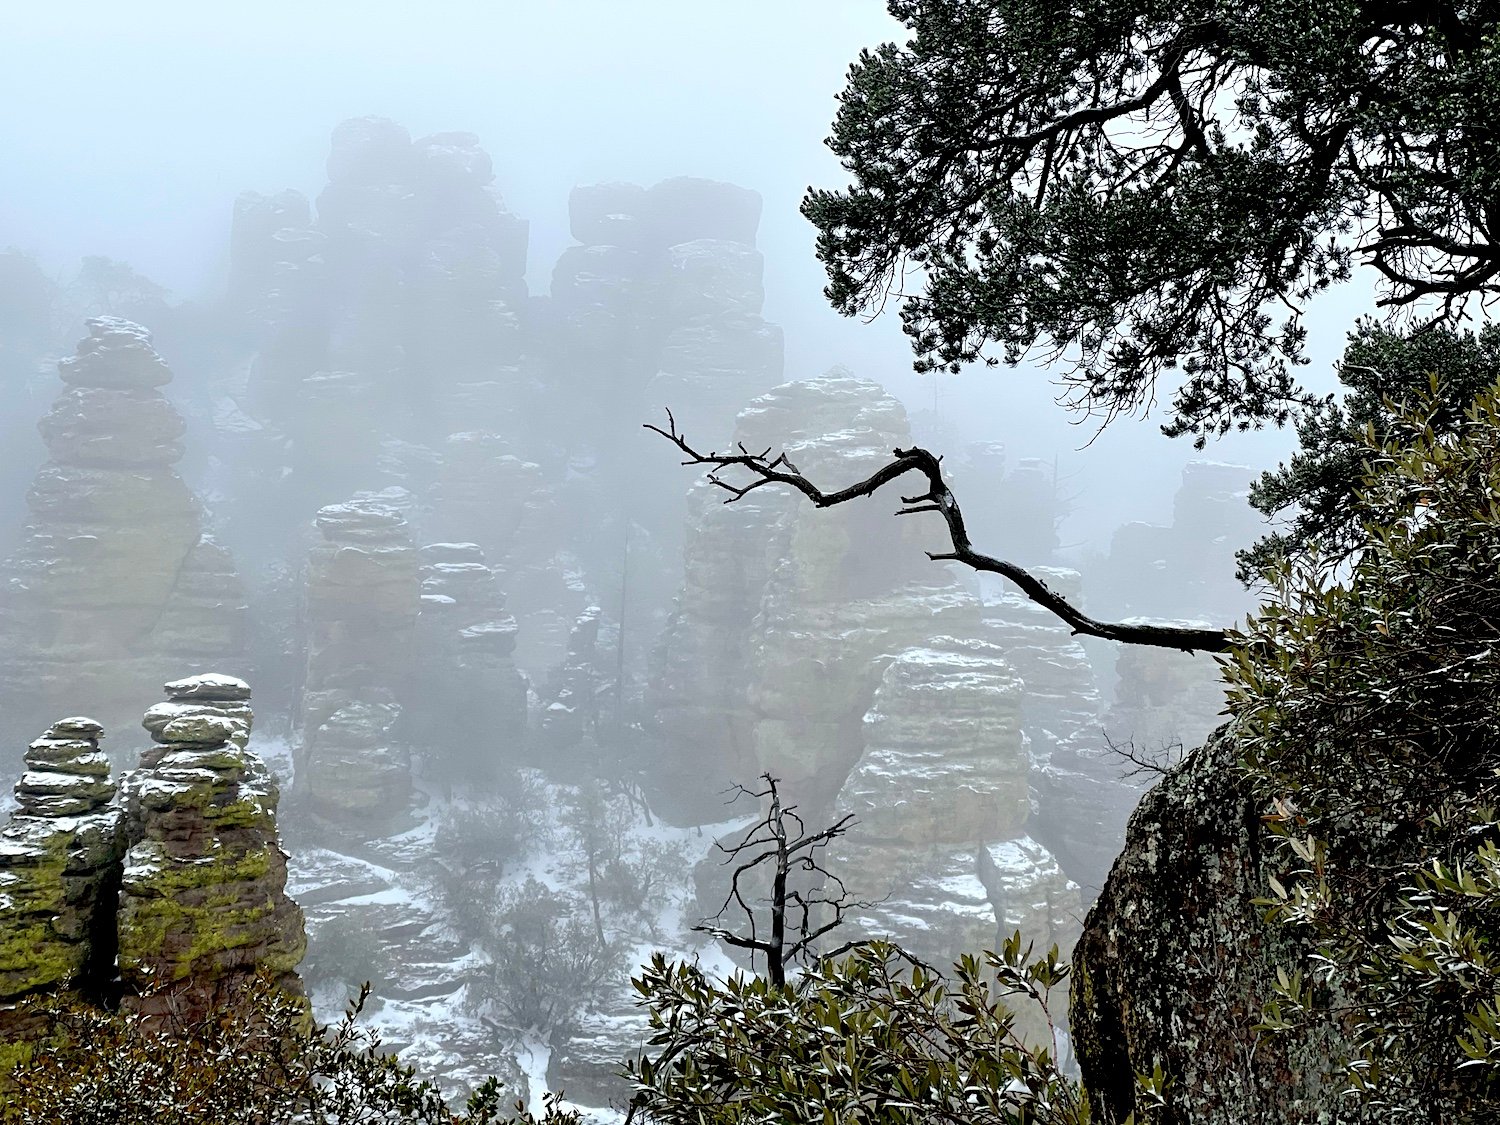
(0, 2), (1375, 1115)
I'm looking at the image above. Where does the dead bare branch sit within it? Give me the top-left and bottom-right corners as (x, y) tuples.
(647, 413), (1232, 653)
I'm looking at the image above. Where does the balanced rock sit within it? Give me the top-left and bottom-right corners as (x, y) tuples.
(0, 717), (125, 1034)
(118, 679), (304, 1021)
(413, 543), (525, 781)
(0, 319), (246, 763)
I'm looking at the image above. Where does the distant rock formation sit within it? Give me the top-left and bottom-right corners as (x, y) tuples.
(551, 177), (778, 440)
(1097, 459), (1259, 626)
(835, 641), (1080, 967)
(537, 605), (607, 749)
(118, 675), (305, 1021)
(413, 541), (525, 780)
(0, 717), (125, 1036)
(546, 177), (787, 677)
(235, 117), (530, 462)
(651, 374), (978, 817)
(296, 496), (419, 835)
(0, 319), (246, 763)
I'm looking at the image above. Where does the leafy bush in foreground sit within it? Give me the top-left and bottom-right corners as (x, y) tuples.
(0, 978), (577, 1125)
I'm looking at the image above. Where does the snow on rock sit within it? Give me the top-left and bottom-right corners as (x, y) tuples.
(117, 677), (304, 1022)
(0, 716), (125, 1036)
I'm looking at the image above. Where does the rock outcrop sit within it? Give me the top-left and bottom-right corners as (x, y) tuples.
(0, 319), (246, 763)
(118, 675), (305, 1020)
(1071, 725), (1347, 1125)
(835, 642), (1079, 966)
(296, 496), (419, 835)
(0, 717), (124, 1034)
(650, 374), (977, 817)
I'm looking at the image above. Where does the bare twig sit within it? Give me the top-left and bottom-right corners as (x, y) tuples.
(696, 774), (872, 987)
(1101, 730), (1184, 780)
(647, 411), (1232, 653)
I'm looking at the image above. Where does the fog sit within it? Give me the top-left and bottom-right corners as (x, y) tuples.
(0, 1), (1372, 1112)
(2, 0), (1357, 543)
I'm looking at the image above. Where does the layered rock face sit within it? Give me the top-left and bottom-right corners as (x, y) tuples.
(413, 541), (525, 780)
(0, 319), (246, 760)
(1071, 725), (1348, 1125)
(119, 675), (305, 1019)
(0, 717), (124, 1032)
(835, 642), (1079, 967)
(297, 497), (419, 834)
(651, 375), (976, 817)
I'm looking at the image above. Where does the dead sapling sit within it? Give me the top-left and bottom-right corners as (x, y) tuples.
(695, 773), (874, 987)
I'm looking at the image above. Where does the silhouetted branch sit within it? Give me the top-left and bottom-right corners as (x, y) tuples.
(646, 412), (1232, 653)
(696, 774), (870, 987)
(1101, 730), (1183, 780)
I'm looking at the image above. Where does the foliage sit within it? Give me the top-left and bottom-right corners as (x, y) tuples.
(71, 255), (168, 319)
(623, 937), (1106, 1125)
(303, 908), (391, 999)
(559, 779), (687, 941)
(1239, 323), (1500, 581)
(0, 249), (56, 353)
(1226, 379), (1500, 1118)
(431, 779), (542, 944)
(466, 876), (623, 1041)
(0, 977), (578, 1124)
(805, 1), (1500, 443)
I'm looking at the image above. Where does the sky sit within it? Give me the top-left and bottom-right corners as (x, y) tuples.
(1, 0), (1370, 553)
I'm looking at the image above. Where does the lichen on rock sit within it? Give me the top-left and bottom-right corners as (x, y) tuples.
(117, 675), (305, 1021)
(0, 716), (125, 1037)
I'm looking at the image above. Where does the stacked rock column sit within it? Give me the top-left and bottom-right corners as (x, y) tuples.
(297, 498), (419, 835)
(117, 675), (305, 1021)
(834, 641), (1080, 968)
(413, 541), (526, 782)
(0, 717), (125, 1038)
(0, 317), (246, 759)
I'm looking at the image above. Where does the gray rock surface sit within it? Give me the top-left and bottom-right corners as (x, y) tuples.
(296, 494), (419, 835)
(0, 319), (246, 763)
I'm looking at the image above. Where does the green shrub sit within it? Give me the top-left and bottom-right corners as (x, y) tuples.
(0, 977), (578, 1124)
